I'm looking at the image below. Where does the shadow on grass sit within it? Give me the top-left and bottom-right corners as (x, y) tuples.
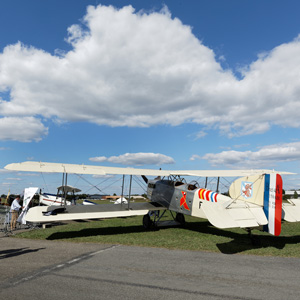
(185, 221), (300, 254)
(216, 235), (300, 254)
(46, 224), (146, 240)
(46, 220), (300, 255)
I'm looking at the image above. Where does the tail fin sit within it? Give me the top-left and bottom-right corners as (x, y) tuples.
(229, 173), (283, 236)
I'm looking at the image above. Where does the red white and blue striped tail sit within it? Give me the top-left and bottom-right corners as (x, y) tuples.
(263, 174), (283, 236)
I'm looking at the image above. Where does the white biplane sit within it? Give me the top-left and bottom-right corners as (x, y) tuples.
(39, 185), (81, 206)
(4, 161), (300, 237)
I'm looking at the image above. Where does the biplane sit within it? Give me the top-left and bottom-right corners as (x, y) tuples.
(39, 185), (81, 206)
(4, 161), (300, 236)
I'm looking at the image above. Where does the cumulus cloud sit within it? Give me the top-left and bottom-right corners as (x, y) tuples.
(0, 5), (300, 141)
(90, 152), (175, 166)
(0, 117), (48, 142)
(201, 142), (300, 168)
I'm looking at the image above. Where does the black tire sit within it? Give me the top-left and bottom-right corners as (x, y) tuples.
(175, 213), (185, 226)
(143, 214), (152, 230)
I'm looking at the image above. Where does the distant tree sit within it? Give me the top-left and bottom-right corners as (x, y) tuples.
(294, 191), (298, 199)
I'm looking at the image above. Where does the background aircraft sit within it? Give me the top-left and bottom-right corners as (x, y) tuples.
(39, 185), (81, 206)
(5, 161), (300, 237)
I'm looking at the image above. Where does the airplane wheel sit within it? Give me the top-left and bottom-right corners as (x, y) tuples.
(143, 214), (153, 230)
(175, 213), (185, 226)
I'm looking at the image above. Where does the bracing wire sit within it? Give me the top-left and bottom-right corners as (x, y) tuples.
(77, 174), (123, 195)
(40, 172), (49, 192)
(75, 174), (104, 193)
(132, 175), (147, 194)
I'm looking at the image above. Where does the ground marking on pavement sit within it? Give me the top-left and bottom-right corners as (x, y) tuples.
(8, 245), (119, 287)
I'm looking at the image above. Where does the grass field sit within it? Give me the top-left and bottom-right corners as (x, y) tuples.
(14, 211), (300, 257)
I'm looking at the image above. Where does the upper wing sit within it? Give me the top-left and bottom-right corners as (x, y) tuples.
(4, 161), (174, 176)
(4, 161), (294, 177)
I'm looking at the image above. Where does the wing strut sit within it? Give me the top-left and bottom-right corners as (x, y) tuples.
(216, 177), (220, 193)
(61, 172), (68, 207)
(128, 175), (132, 210)
(121, 175), (125, 203)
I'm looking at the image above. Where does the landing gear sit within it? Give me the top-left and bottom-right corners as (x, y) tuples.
(143, 210), (186, 229)
(143, 210), (161, 230)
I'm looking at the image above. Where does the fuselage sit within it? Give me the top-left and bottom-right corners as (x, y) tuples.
(147, 178), (231, 220)
(39, 193), (71, 206)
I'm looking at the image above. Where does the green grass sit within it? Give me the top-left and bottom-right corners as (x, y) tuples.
(14, 211), (300, 257)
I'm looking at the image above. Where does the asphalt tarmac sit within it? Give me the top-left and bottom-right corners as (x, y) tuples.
(1, 235), (300, 300)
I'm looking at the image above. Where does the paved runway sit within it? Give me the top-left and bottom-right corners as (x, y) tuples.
(1, 236), (300, 300)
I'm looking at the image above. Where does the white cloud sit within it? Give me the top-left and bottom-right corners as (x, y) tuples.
(194, 130), (207, 140)
(0, 117), (48, 142)
(90, 152), (175, 166)
(92, 174), (114, 178)
(89, 156), (107, 163)
(202, 142), (300, 168)
(0, 5), (300, 141)
(2, 182), (18, 186)
(0, 169), (11, 174)
(190, 154), (201, 161)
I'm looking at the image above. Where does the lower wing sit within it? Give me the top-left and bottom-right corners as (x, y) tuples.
(25, 202), (166, 223)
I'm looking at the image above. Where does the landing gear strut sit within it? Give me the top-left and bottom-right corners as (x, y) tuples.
(246, 228), (261, 246)
(143, 210), (186, 230)
(143, 210), (162, 230)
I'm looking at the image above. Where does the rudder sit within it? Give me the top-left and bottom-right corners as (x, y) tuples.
(263, 173), (282, 236)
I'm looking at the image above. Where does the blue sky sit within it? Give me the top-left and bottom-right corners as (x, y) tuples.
(1, 0), (300, 195)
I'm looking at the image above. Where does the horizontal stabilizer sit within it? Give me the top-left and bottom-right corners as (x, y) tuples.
(201, 200), (267, 229)
(282, 199), (300, 222)
(25, 202), (166, 223)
